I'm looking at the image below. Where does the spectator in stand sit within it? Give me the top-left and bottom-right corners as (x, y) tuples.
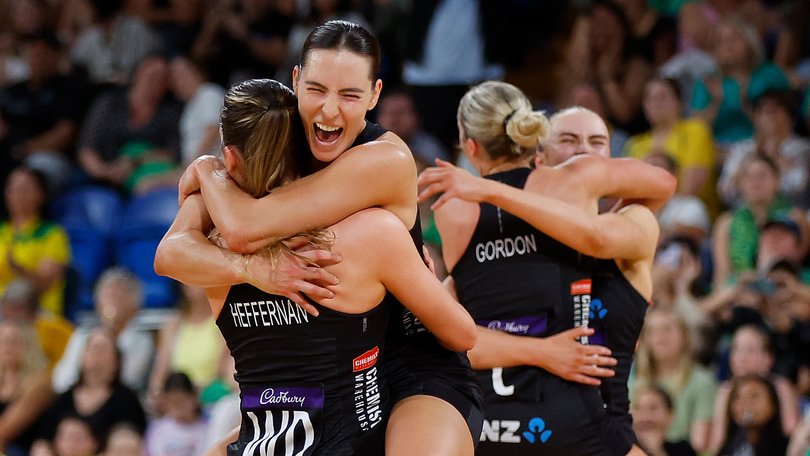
(711, 153), (809, 288)
(690, 17), (790, 144)
(562, 0), (653, 133)
(33, 415), (100, 456)
(145, 372), (207, 456)
(625, 78), (718, 215)
(718, 89), (810, 209)
(613, 0), (678, 68)
(715, 375), (790, 455)
(0, 278), (73, 368)
(69, 0), (161, 87)
(0, 166), (70, 317)
(32, 330), (146, 453)
(0, 31), (83, 195)
(631, 384), (698, 456)
(52, 267), (154, 394)
(170, 55), (223, 166)
(148, 284), (224, 412)
(649, 237), (714, 360)
(402, 0), (505, 150)
(631, 308), (717, 453)
(76, 56), (182, 193)
(708, 325), (799, 452)
(100, 423), (143, 456)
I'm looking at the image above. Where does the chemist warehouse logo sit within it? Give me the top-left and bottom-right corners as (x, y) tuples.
(353, 347), (379, 372)
(353, 346), (383, 432)
(480, 417), (553, 444)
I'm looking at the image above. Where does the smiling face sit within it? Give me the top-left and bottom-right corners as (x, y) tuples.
(293, 49), (381, 163)
(544, 108), (610, 166)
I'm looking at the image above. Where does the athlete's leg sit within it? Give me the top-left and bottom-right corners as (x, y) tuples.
(386, 395), (475, 456)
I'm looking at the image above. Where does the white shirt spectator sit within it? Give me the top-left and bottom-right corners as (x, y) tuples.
(180, 82), (224, 165)
(52, 323), (155, 394)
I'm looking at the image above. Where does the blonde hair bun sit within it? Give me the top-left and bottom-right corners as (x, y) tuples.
(505, 109), (549, 150)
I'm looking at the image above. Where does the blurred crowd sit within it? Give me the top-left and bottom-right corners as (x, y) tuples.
(1, 0), (810, 455)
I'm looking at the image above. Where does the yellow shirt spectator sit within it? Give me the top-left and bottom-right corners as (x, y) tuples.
(624, 117), (718, 216)
(35, 314), (74, 369)
(0, 219), (71, 316)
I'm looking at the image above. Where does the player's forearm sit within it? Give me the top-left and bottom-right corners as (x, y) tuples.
(155, 229), (246, 287)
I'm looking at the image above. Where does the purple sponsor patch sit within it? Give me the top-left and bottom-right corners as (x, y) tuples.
(241, 385), (324, 410)
(477, 316), (548, 336)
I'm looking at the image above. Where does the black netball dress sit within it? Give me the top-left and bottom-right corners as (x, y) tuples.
(217, 283), (389, 456)
(452, 167), (609, 455)
(591, 258), (650, 455)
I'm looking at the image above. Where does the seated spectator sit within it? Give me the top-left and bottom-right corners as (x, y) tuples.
(52, 267), (154, 394)
(148, 284), (224, 410)
(691, 17), (790, 144)
(0, 278), (73, 368)
(0, 166), (71, 317)
(145, 372), (207, 456)
(100, 423), (143, 456)
(76, 56), (182, 193)
(631, 384), (697, 456)
(33, 330), (146, 451)
(711, 153), (809, 288)
(625, 78), (717, 214)
(632, 308), (717, 452)
(716, 375), (789, 455)
(708, 325), (799, 452)
(644, 152), (711, 245)
(69, 0), (161, 87)
(0, 31), (83, 194)
(32, 415), (101, 456)
(718, 90), (810, 209)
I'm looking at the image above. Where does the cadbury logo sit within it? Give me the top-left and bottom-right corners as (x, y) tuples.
(353, 346), (380, 372)
(259, 388), (306, 407)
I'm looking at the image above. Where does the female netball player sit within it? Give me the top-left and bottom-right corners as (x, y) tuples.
(417, 85), (668, 455)
(157, 21), (482, 455)
(157, 78), (477, 455)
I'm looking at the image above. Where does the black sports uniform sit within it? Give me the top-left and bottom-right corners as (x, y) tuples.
(591, 259), (650, 455)
(217, 284), (389, 456)
(452, 168), (609, 455)
(352, 122), (484, 442)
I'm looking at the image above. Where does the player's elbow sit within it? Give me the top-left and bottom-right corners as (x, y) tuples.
(154, 236), (176, 277)
(448, 320), (478, 352)
(217, 224), (254, 254)
(582, 225), (612, 259)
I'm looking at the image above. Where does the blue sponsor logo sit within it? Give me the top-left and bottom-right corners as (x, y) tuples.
(589, 298), (608, 320)
(522, 417), (553, 444)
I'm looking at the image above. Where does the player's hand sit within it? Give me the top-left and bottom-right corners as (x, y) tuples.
(243, 242), (341, 317)
(531, 327), (616, 386)
(417, 159), (489, 210)
(178, 155), (223, 206)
